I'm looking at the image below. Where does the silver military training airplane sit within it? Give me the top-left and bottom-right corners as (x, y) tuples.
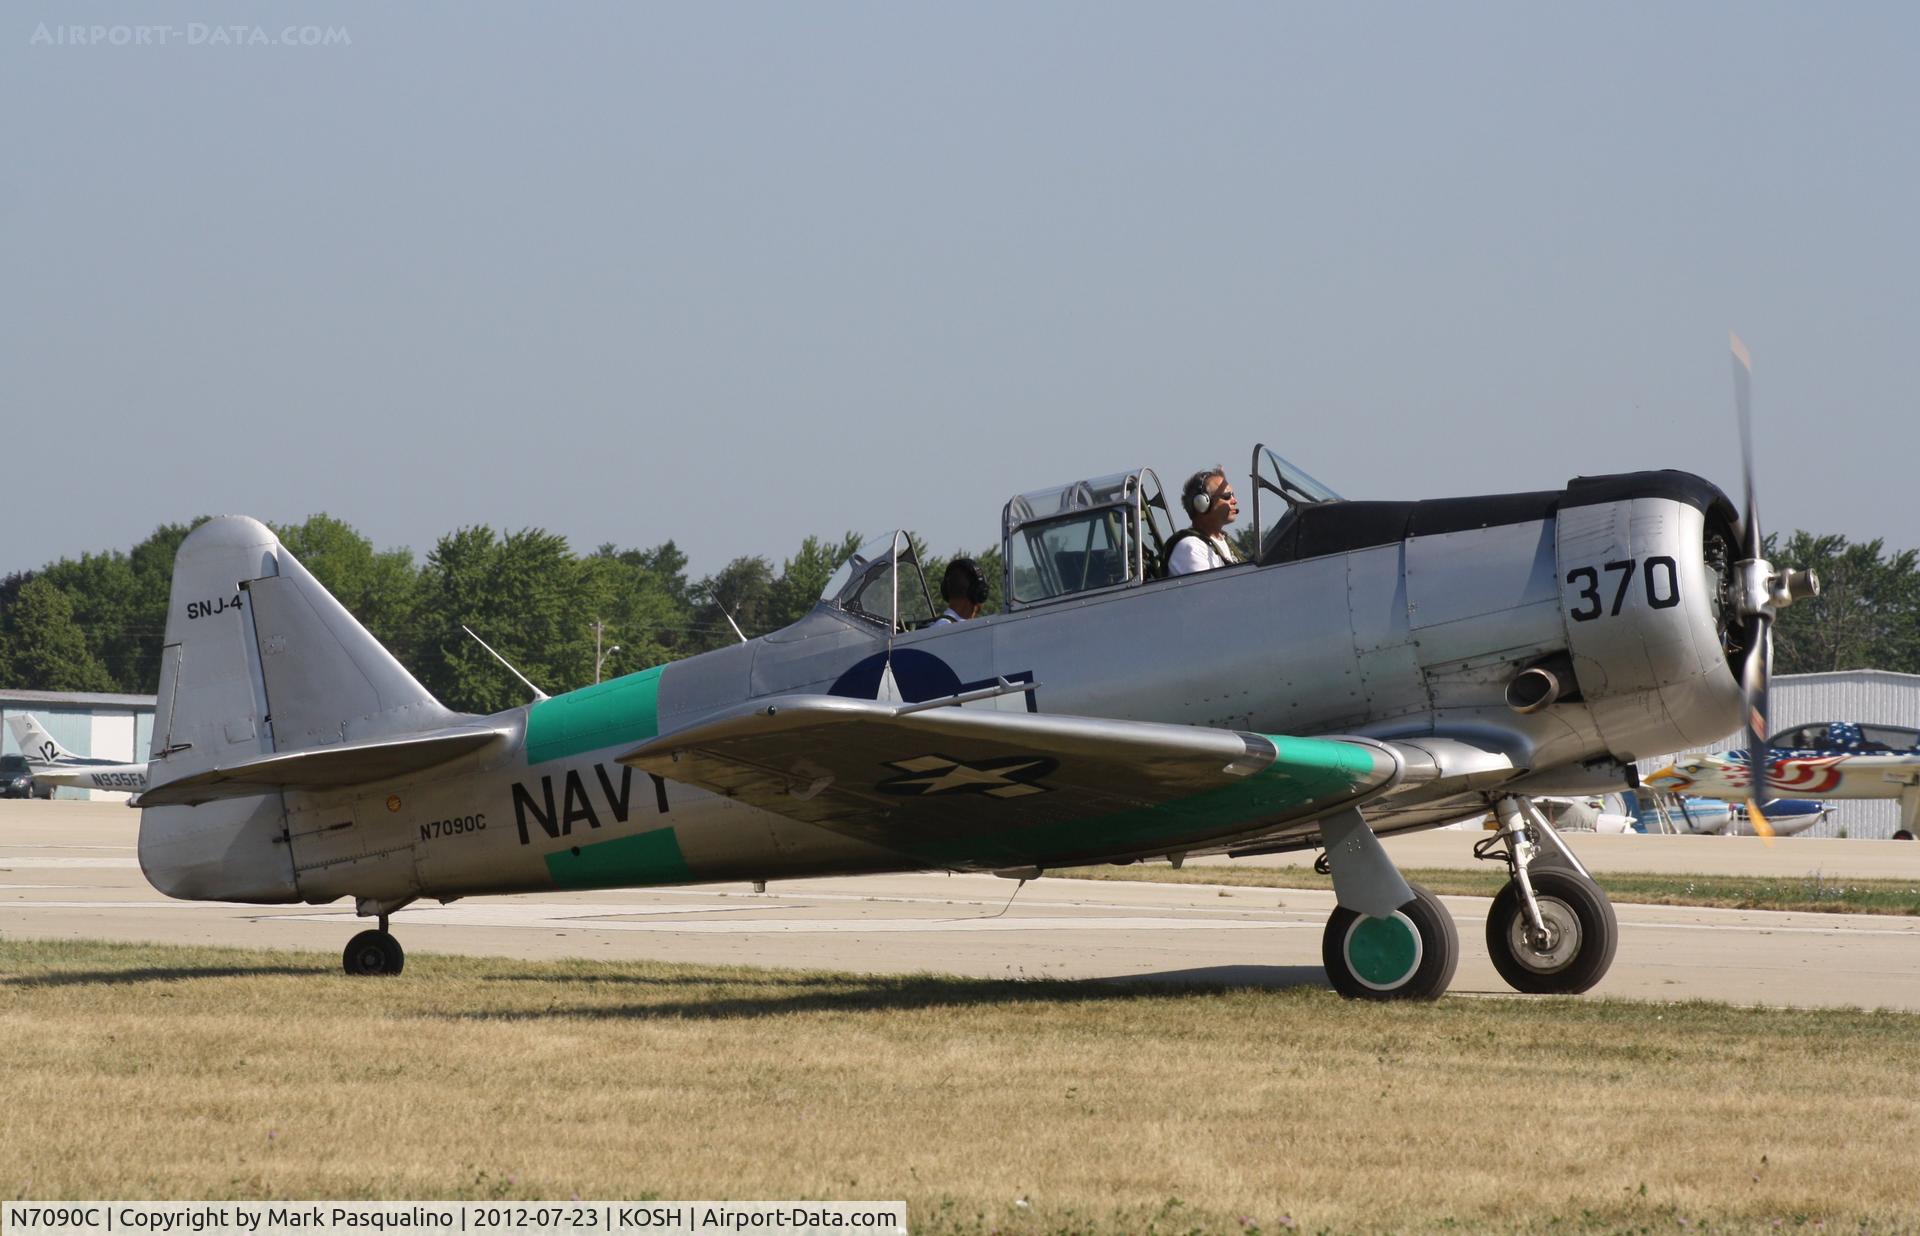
(134, 351), (1815, 999)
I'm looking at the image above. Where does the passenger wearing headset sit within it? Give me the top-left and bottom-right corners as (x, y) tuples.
(929, 557), (989, 625)
(1164, 466), (1243, 576)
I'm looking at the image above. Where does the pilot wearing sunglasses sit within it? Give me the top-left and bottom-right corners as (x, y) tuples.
(1164, 466), (1243, 576)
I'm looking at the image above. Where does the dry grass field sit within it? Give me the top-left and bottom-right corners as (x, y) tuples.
(1053, 864), (1920, 915)
(4, 939), (1919, 1235)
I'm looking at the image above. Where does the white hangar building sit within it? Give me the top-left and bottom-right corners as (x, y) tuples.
(0, 688), (157, 801)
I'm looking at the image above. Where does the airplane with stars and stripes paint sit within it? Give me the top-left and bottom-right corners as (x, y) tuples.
(133, 343), (1816, 997)
(1647, 721), (1920, 839)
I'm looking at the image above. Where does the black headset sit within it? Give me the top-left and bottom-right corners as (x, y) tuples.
(945, 557), (989, 605)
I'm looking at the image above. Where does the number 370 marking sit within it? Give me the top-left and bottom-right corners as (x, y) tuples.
(1566, 556), (1680, 621)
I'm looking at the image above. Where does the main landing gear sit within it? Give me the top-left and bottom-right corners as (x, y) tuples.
(343, 909), (405, 976)
(1474, 797), (1618, 994)
(1314, 796), (1619, 1000)
(1316, 807), (1459, 1000)
(1322, 881), (1458, 1000)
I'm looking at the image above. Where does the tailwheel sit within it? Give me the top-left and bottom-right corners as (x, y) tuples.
(343, 928), (405, 976)
(1322, 882), (1458, 1001)
(1485, 869), (1616, 994)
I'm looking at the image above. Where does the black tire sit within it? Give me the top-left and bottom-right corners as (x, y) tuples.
(1892, 830), (1915, 842)
(1485, 869), (1617, 994)
(1322, 881), (1459, 1001)
(342, 929), (405, 976)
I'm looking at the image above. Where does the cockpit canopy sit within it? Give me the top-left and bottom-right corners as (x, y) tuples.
(1001, 469), (1175, 610)
(814, 447), (1351, 627)
(1768, 721), (1920, 753)
(997, 448), (1345, 610)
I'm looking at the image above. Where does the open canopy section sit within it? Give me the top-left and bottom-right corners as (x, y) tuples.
(818, 531), (936, 633)
(1001, 469), (1173, 610)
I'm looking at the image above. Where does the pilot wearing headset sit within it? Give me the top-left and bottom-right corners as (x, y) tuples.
(929, 557), (989, 625)
(1164, 466), (1243, 576)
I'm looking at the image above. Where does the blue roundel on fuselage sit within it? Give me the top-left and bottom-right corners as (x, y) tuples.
(828, 649), (962, 703)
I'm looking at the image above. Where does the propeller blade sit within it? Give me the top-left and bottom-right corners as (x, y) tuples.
(1740, 610), (1776, 841)
(1731, 331), (1760, 560)
(1731, 332), (1774, 842)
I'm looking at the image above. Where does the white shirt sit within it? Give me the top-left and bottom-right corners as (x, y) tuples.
(1166, 531), (1241, 576)
(928, 607), (967, 626)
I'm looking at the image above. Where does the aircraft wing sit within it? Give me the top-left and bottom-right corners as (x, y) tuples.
(136, 726), (510, 807)
(616, 695), (1408, 867)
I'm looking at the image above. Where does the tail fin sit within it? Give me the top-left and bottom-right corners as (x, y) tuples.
(142, 516), (463, 901)
(149, 516), (458, 777)
(5, 714), (72, 768)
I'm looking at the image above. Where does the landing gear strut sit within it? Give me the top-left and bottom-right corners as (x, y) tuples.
(1476, 797), (1617, 994)
(1316, 807), (1459, 1000)
(343, 910), (405, 976)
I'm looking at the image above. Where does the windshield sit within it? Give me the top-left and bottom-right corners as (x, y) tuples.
(1258, 447), (1342, 506)
(818, 531), (935, 631)
(0, 755), (28, 773)
(819, 533), (895, 605)
(1252, 444), (1344, 563)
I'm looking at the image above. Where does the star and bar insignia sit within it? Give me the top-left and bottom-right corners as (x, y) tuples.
(875, 753), (1058, 798)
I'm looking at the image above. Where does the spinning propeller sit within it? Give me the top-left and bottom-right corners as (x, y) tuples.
(1728, 333), (1819, 836)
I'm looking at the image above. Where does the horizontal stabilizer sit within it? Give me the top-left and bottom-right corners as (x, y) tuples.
(136, 727), (507, 807)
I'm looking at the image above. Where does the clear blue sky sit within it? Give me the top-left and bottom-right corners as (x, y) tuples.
(4, 2), (1914, 579)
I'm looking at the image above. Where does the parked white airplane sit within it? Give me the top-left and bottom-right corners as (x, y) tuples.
(5, 713), (149, 794)
(1625, 790), (1830, 837)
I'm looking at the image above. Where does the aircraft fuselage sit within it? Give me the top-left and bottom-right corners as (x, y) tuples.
(138, 471), (1750, 911)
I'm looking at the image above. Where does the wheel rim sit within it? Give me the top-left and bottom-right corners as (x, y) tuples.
(352, 944), (385, 972)
(1344, 912), (1423, 991)
(1503, 896), (1582, 974)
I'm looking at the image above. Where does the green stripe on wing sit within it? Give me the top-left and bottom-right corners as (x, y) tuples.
(903, 733), (1383, 867)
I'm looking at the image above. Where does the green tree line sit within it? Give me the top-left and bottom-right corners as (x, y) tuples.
(1768, 532), (1920, 677)
(0, 516), (1006, 714)
(0, 519), (1911, 713)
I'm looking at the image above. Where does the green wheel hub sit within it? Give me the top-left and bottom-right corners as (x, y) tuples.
(1344, 911), (1423, 991)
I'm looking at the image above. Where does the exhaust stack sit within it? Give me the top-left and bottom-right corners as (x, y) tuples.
(1505, 655), (1576, 716)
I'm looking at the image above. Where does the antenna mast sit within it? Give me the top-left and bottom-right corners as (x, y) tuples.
(462, 624), (550, 702)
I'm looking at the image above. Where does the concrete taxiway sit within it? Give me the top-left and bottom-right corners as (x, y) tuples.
(4, 800), (1918, 1010)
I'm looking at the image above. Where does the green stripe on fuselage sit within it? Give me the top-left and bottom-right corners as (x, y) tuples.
(524, 665), (666, 765)
(904, 734), (1383, 868)
(545, 826), (691, 888)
